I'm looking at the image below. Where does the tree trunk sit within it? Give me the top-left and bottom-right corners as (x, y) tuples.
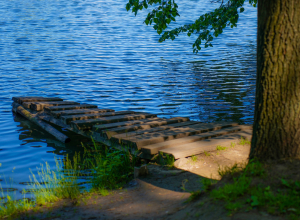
(250, 0), (300, 160)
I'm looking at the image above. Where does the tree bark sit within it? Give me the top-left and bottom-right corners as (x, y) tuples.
(250, 0), (300, 159)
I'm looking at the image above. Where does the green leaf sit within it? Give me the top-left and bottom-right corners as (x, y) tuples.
(240, 7), (245, 13)
(250, 195), (259, 206)
(281, 178), (290, 188)
(126, 3), (131, 11)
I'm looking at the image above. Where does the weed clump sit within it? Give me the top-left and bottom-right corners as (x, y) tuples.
(209, 159), (300, 219)
(204, 151), (210, 157)
(191, 155), (197, 163)
(216, 145), (227, 151)
(81, 140), (140, 190)
(158, 152), (175, 168)
(239, 136), (251, 145)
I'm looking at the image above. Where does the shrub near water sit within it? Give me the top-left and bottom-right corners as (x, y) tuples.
(30, 153), (81, 205)
(81, 140), (140, 190)
(0, 141), (140, 218)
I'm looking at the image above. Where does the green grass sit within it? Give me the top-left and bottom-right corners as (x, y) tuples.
(204, 151), (211, 156)
(216, 145), (227, 151)
(191, 155), (197, 163)
(185, 178), (217, 203)
(159, 152), (175, 168)
(81, 139), (140, 190)
(217, 162), (246, 178)
(202, 178), (217, 192)
(209, 159), (300, 219)
(239, 136), (251, 145)
(30, 154), (81, 206)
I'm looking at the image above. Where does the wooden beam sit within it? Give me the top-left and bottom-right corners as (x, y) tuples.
(50, 108), (115, 118)
(92, 117), (162, 132)
(102, 117), (190, 138)
(71, 113), (157, 131)
(110, 121), (201, 141)
(12, 97), (63, 104)
(23, 101), (80, 111)
(44, 104), (98, 112)
(61, 111), (136, 125)
(121, 122), (239, 149)
(12, 102), (70, 143)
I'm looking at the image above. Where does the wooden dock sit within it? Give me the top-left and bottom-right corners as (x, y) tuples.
(11, 96), (252, 159)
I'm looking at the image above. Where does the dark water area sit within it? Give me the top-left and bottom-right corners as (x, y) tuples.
(0, 0), (257, 199)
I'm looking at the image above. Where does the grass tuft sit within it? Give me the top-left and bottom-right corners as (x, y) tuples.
(203, 151), (210, 157)
(216, 145), (227, 151)
(159, 152), (175, 168)
(239, 136), (251, 145)
(191, 155), (197, 163)
(210, 159), (300, 218)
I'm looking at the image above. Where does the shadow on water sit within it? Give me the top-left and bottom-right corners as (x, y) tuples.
(13, 113), (90, 157)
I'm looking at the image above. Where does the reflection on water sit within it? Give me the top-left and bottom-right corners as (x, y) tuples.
(0, 0), (256, 199)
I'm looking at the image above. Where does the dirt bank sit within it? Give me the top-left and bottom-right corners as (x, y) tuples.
(18, 142), (260, 220)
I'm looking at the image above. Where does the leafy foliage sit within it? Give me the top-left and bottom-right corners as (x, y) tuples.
(126, 0), (257, 53)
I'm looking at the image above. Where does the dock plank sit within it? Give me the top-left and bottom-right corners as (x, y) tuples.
(61, 111), (136, 124)
(141, 125), (252, 155)
(92, 117), (162, 131)
(50, 108), (115, 118)
(12, 97), (63, 104)
(110, 121), (201, 142)
(44, 104), (98, 112)
(121, 122), (239, 149)
(27, 101), (80, 111)
(71, 113), (157, 130)
(160, 129), (252, 158)
(102, 117), (190, 138)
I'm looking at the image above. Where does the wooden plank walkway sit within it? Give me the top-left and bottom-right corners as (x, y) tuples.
(11, 96), (253, 159)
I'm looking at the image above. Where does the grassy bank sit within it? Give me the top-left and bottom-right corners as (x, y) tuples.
(183, 159), (300, 220)
(0, 141), (141, 219)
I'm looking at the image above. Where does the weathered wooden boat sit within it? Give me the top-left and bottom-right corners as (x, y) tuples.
(12, 96), (252, 159)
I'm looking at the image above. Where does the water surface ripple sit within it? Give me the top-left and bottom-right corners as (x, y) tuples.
(0, 0), (257, 198)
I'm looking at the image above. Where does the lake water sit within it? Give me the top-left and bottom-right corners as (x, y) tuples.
(0, 0), (257, 199)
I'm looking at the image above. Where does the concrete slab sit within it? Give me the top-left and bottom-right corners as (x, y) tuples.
(141, 125), (252, 155)
(160, 129), (253, 158)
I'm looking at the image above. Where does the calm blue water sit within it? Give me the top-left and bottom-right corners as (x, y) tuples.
(0, 0), (257, 199)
